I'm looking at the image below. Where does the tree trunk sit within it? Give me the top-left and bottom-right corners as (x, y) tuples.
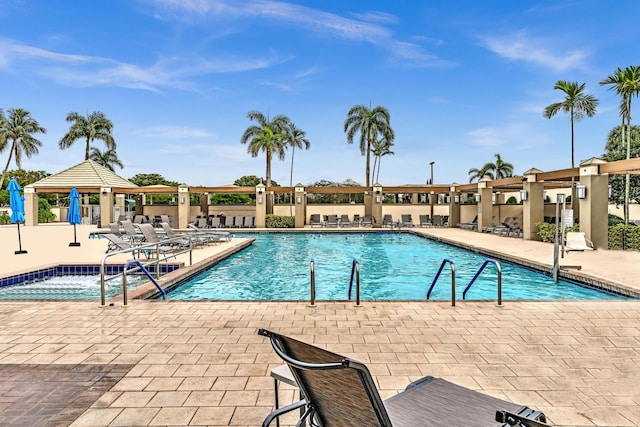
(85, 137), (90, 161)
(289, 146), (295, 216)
(0, 140), (16, 190)
(266, 149), (272, 189)
(570, 109), (575, 212)
(625, 107), (631, 225)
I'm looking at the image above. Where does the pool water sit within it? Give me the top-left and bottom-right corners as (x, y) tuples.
(166, 232), (625, 301)
(0, 274), (148, 300)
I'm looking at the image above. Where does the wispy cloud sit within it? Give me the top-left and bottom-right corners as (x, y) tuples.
(468, 123), (530, 148)
(147, 0), (450, 68)
(137, 126), (213, 139)
(0, 39), (285, 91)
(479, 30), (588, 72)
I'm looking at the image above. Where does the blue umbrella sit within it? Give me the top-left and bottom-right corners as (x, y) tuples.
(68, 187), (81, 247)
(7, 179), (27, 254)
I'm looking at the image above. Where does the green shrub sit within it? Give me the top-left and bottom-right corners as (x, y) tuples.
(505, 196), (517, 204)
(266, 214), (294, 228)
(608, 224), (640, 250)
(38, 199), (56, 223)
(0, 211), (10, 225)
(608, 214), (625, 226)
(535, 222), (579, 243)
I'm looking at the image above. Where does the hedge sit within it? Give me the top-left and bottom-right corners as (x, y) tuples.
(266, 214), (294, 228)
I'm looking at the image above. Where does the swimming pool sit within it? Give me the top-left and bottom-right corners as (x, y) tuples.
(166, 232), (626, 301)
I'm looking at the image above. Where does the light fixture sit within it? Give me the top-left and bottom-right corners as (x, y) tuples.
(179, 196), (185, 204)
(474, 194), (480, 203)
(556, 193), (565, 204)
(491, 193), (496, 204)
(444, 195), (451, 203)
(608, 185), (612, 199)
(520, 189), (528, 201)
(375, 196), (381, 203)
(258, 196), (263, 204)
(454, 195), (460, 204)
(296, 195), (302, 204)
(576, 184), (587, 199)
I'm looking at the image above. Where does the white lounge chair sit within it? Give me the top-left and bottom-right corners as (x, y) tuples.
(565, 232), (594, 252)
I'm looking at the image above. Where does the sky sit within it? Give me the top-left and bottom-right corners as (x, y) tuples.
(0, 0), (638, 187)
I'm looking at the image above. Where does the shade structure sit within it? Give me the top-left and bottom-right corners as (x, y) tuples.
(68, 187), (81, 247)
(7, 179), (27, 254)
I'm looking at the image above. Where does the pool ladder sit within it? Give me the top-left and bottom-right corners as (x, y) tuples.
(308, 258), (360, 307)
(122, 260), (166, 305)
(426, 258), (502, 306)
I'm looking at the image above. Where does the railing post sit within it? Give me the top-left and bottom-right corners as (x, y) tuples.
(355, 261), (361, 307)
(450, 263), (456, 307)
(99, 261), (106, 307)
(496, 263), (502, 307)
(122, 273), (128, 306)
(308, 259), (315, 307)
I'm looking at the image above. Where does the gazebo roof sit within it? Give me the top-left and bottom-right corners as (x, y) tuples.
(27, 160), (138, 189)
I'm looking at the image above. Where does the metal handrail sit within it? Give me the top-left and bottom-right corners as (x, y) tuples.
(347, 259), (361, 306)
(426, 258), (456, 306)
(99, 236), (193, 307)
(309, 259), (316, 307)
(462, 258), (502, 306)
(122, 260), (166, 305)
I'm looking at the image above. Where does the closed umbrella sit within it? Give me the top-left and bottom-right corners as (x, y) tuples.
(68, 187), (81, 247)
(8, 179), (27, 255)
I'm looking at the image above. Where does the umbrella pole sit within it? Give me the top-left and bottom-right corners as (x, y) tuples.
(69, 223), (81, 247)
(15, 222), (27, 255)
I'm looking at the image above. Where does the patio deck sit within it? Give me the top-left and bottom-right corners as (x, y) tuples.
(0, 224), (638, 426)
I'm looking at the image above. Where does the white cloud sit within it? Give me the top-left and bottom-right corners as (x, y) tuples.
(479, 30), (588, 72)
(0, 39), (286, 91)
(147, 0), (448, 68)
(138, 126), (213, 139)
(468, 123), (530, 148)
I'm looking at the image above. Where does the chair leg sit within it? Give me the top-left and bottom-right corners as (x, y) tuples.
(274, 378), (280, 427)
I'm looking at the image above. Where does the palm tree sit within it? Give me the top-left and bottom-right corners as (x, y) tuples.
(344, 104), (394, 186)
(240, 110), (290, 189)
(282, 122), (310, 214)
(371, 138), (394, 183)
(468, 165), (493, 183)
(600, 66), (640, 224)
(544, 80), (599, 169)
(483, 153), (514, 179)
(59, 111), (115, 161)
(0, 108), (47, 190)
(89, 146), (124, 171)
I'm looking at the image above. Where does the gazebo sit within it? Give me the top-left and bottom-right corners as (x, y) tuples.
(24, 160), (138, 227)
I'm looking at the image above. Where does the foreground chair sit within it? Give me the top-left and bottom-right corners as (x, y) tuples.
(259, 329), (550, 427)
(565, 232), (594, 252)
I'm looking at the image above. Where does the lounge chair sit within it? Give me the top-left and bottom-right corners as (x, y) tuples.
(339, 214), (351, 227)
(431, 214), (444, 227)
(459, 215), (478, 230)
(309, 214), (323, 227)
(210, 216), (221, 228)
(258, 329), (550, 427)
(353, 214), (362, 226)
(493, 217), (517, 236)
(232, 215), (244, 228)
(120, 220), (144, 244)
(103, 233), (138, 258)
(187, 223), (230, 242)
(565, 232), (594, 252)
(361, 215), (373, 227)
(197, 217), (209, 229)
(419, 214), (431, 227)
(133, 215), (148, 224)
(108, 222), (123, 238)
(325, 214), (339, 227)
(160, 222), (203, 247)
(244, 216), (255, 228)
(137, 223), (183, 255)
(401, 214), (414, 227)
(382, 214), (394, 228)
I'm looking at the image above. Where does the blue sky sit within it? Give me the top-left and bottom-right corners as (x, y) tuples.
(0, 0), (637, 187)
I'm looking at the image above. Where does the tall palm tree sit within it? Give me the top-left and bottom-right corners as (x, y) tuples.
(483, 153), (514, 180)
(59, 111), (115, 161)
(282, 122), (310, 214)
(543, 80), (599, 169)
(240, 110), (289, 189)
(89, 146), (124, 172)
(344, 104), (394, 186)
(0, 108), (47, 190)
(600, 65), (640, 224)
(372, 138), (394, 183)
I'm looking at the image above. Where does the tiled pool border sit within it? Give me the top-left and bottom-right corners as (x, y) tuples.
(0, 263), (182, 289)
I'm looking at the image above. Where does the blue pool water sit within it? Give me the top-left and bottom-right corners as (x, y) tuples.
(166, 232), (625, 301)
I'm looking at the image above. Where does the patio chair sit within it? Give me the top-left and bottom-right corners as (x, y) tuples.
(160, 214), (173, 228)
(382, 214), (394, 228)
(419, 214), (431, 227)
(258, 329), (551, 427)
(133, 215), (148, 224)
(565, 232), (594, 252)
(103, 233), (138, 258)
(459, 215), (478, 230)
(309, 214), (323, 227)
(325, 214), (339, 227)
(108, 222), (123, 238)
(339, 214), (351, 227)
(187, 223), (230, 242)
(353, 214), (362, 227)
(245, 216), (255, 228)
(197, 217), (209, 229)
(160, 222), (202, 247)
(232, 215), (244, 228)
(137, 223), (183, 255)
(120, 220), (144, 244)
(361, 215), (373, 227)
(401, 214), (414, 227)
(431, 214), (444, 227)
(493, 217), (517, 236)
